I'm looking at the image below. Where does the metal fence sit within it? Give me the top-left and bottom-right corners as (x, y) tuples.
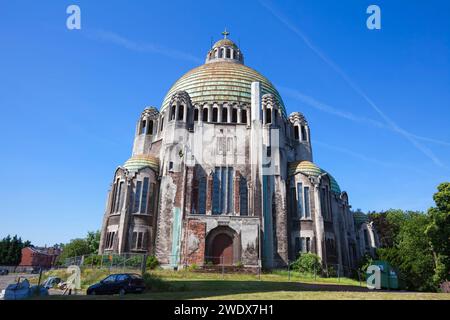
(63, 253), (147, 274)
(57, 253), (365, 287)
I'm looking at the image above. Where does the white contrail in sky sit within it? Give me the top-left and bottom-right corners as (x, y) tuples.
(313, 140), (429, 176)
(261, 0), (446, 168)
(86, 29), (203, 64)
(280, 86), (450, 148)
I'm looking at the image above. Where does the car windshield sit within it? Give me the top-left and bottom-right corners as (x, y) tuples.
(102, 275), (116, 283)
(116, 274), (128, 281)
(129, 274), (142, 279)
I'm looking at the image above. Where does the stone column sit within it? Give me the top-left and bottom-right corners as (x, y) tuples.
(174, 103), (180, 122)
(183, 105), (187, 122)
(218, 104), (223, 123)
(117, 179), (131, 254)
(208, 106), (213, 122)
(206, 174), (213, 215)
(313, 181), (325, 265)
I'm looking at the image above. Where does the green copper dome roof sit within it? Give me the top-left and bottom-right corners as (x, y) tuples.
(288, 161), (342, 194)
(123, 155), (159, 173)
(213, 39), (238, 49)
(161, 61), (286, 116)
(353, 211), (369, 226)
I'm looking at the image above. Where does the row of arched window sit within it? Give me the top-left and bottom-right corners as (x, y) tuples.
(193, 106), (248, 124)
(136, 107), (310, 145)
(208, 47), (242, 62)
(191, 168), (249, 216)
(110, 177), (156, 215)
(293, 124), (308, 142)
(105, 231), (116, 250)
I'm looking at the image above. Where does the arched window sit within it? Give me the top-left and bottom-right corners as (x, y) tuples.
(110, 179), (119, 214)
(203, 108), (209, 122)
(212, 167), (234, 215)
(301, 126), (308, 141)
(198, 177), (206, 214)
(148, 120), (153, 135)
(170, 105), (176, 121)
(194, 109), (199, 122)
(294, 126), (300, 140)
(240, 177), (248, 216)
(177, 105), (184, 121)
(140, 120), (147, 135)
(132, 177), (150, 214)
(114, 180), (124, 213)
(226, 48), (231, 58)
(232, 108), (238, 123)
(212, 107), (218, 122)
(131, 231), (148, 251)
(222, 108), (228, 123)
(218, 49), (222, 58)
(105, 231), (116, 249)
(241, 109), (247, 124)
(265, 109), (272, 124)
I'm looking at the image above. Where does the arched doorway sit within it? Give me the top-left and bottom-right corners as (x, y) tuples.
(211, 233), (233, 265)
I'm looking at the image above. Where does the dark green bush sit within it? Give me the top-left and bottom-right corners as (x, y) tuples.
(291, 253), (322, 274)
(146, 255), (160, 270)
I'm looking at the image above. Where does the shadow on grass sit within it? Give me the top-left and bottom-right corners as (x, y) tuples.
(46, 280), (369, 300)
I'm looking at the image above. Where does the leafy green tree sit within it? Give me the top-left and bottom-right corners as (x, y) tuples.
(425, 182), (450, 287)
(57, 231), (102, 264)
(369, 209), (405, 248)
(377, 211), (435, 291)
(57, 238), (91, 264)
(86, 230), (101, 255)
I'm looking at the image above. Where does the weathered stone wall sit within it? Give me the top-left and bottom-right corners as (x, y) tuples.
(184, 219), (206, 265)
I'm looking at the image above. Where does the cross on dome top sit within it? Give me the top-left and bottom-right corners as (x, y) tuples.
(222, 28), (230, 39)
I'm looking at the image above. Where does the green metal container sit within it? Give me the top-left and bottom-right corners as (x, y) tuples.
(367, 260), (399, 290)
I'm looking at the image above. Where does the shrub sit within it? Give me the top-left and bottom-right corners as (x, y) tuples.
(187, 264), (199, 271)
(83, 255), (102, 266)
(146, 255), (160, 270)
(142, 273), (170, 292)
(291, 253), (322, 274)
(236, 261), (244, 269)
(326, 265), (337, 277)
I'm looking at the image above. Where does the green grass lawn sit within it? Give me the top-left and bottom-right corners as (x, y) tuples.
(34, 268), (450, 300)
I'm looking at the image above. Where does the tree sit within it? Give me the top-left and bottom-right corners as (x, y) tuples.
(86, 230), (101, 255)
(369, 210), (402, 247)
(57, 231), (102, 264)
(57, 238), (91, 264)
(425, 182), (450, 287)
(376, 211), (435, 291)
(0, 235), (32, 266)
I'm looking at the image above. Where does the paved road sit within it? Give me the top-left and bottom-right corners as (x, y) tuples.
(0, 274), (38, 292)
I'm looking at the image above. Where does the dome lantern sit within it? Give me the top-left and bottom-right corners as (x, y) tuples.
(205, 29), (244, 64)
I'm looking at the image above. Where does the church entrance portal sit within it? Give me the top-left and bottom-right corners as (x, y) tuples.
(211, 233), (233, 265)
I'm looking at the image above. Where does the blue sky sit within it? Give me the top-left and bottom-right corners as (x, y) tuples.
(1, 0), (449, 246)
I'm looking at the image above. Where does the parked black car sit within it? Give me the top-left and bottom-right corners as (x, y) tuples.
(0, 268), (9, 275)
(86, 273), (146, 295)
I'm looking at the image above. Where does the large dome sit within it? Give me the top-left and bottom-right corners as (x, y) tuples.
(161, 37), (286, 115)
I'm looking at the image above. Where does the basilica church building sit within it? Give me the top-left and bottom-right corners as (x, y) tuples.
(98, 32), (378, 272)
